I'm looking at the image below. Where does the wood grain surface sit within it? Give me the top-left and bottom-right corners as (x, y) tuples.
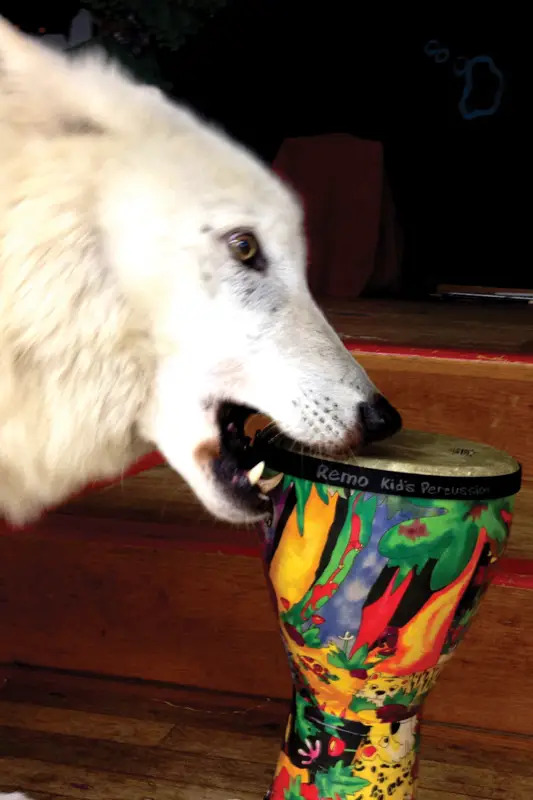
(1, 668), (531, 799)
(1, 524), (531, 735)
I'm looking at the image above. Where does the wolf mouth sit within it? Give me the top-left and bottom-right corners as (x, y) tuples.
(213, 401), (283, 518)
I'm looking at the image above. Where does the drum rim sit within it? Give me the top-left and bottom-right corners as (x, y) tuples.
(255, 439), (522, 501)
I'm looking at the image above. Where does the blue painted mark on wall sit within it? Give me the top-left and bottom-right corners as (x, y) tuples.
(424, 39), (450, 64)
(424, 39), (505, 121)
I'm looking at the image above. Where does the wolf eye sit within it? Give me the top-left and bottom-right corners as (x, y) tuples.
(226, 231), (265, 270)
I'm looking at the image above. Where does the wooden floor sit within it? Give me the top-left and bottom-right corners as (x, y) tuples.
(0, 669), (531, 800)
(323, 298), (533, 353)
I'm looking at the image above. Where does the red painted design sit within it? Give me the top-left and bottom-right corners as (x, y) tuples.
(328, 737), (346, 757)
(469, 504), (489, 520)
(398, 520), (430, 541)
(501, 509), (513, 526)
(351, 568), (413, 656)
(305, 582), (340, 611)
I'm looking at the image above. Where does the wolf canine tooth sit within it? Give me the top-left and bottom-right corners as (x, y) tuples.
(247, 461), (265, 485)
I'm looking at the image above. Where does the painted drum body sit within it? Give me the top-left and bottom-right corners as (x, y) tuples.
(255, 429), (521, 800)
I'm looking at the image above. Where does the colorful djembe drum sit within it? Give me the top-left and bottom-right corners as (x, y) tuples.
(254, 429), (521, 800)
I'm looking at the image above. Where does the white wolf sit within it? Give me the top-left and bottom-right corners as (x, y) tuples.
(0, 17), (400, 529)
(0, 18), (402, 798)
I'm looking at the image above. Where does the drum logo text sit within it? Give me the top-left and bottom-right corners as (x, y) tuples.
(316, 464), (369, 489)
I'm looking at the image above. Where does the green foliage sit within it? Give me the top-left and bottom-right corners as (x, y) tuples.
(475, 498), (513, 550)
(294, 693), (319, 741)
(388, 687), (418, 706)
(302, 625), (322, 648)
(429, 522), (478, 591)
(284, 777), (304, 800)
(311, 491), (360, 590)
(315, 482), (330, 504)
(379, 509), (480, 593)
(315, 761), (370, 795)
(280, 475), (315, 536)
(357, 493), (378, 547)
(320, 709), (349, 734)
(349, 695), (377, 714)
(294, 479), (313, 535)
(327, 644), (370, 671)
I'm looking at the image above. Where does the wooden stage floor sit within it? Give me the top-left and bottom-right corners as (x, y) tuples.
(0, 668), (531, 799)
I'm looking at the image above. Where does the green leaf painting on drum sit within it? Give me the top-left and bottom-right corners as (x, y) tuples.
(315, 762), (370, 795)
(429, 522), (479, 591)
(378, 505), (480, 592)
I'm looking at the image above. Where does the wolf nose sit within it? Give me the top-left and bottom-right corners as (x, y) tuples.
(359, 395), (402, 444)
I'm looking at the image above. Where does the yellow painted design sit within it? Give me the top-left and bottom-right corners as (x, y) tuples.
(270, 486), (337, 608)
(379, 531), (487, 675)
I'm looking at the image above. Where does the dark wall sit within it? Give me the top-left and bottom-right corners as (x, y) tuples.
(1, 1), (81, 34)
(4, 2), (520, 296)
(172, 2), (519, 296)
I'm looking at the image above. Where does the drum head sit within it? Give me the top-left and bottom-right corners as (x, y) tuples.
(254, 428), (521, 500)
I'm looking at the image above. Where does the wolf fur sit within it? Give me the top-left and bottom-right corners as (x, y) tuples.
(0, 16), (389, 798)
(0, 17), (380, 530)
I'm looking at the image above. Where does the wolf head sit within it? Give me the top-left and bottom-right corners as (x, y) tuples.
(0, 18), (400, 524)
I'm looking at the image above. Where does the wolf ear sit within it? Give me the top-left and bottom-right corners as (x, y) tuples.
(0, 16), (103, 133)
(0, 16), (168, 137)
(0, 16), (124, 135)
(0, 16), (68, 82)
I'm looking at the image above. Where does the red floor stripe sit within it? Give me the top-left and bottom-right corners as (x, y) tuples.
(2, 513), (530, 590)
(344, 340), (533, 364)
(493, 558), (533, 590)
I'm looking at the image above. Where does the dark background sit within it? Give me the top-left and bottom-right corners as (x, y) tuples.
(2, 2), (521, 297)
